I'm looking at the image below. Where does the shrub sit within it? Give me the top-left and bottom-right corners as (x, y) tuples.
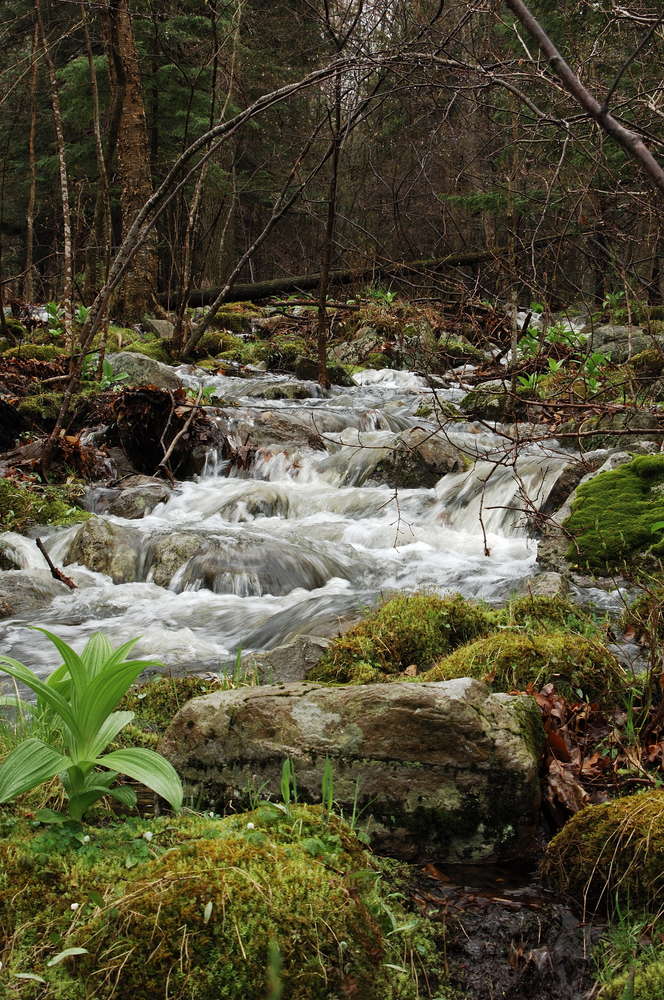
(307, 593), (494, 683)
(542, 790), (664, 912)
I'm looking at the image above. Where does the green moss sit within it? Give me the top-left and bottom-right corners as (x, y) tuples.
(307, 593), (495, 683)
(120, 675), (222, 736)
(421, 631), (626, 704)
(504, 594), (598, 634)
(17, 388), (95, 428)
(124, 338), (172, 363)
(564, 455), (664, 572)
(0, 807), (442, 999)
(542, 790), (664, 912)
(630, 348), (664, 378)
(599, 958), (664, 999)
(0, 478), (89, 533)
(2, 342), (66, 361)
(190, 330), (245, 360)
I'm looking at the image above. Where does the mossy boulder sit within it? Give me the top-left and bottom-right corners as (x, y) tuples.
(421, 631), (626, 704)
(563, 454), (664, 572)
(307, 593), (495, 683)
(190, 330), (245, 360)
(0, 477), (88, 533)
(542, 790), (664, 912)
(598, 958), (664, 999)
(105, 351), (182, 390)
(123, 338), (172, 363)
(2, 342), (66, 362)
(162, 678), (543, 862)
(0, 808), (440, 1000)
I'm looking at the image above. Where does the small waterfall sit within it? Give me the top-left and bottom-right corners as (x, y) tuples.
(0, 366), (576, 678)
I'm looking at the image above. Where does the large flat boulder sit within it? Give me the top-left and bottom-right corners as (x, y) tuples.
(162, 678), (543, 862)
(106, 352), (182, 391)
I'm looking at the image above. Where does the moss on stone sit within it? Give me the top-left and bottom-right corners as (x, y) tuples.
(307, 593), (495, 683)
(0, 806), (442, 1000)
(542, 790), (664, 912)
(124, 338), (172, 363)
(564, 455), (664, 572)
(630, 348), (664, 379)
(190, 330), (245, 360)
(0, 478), (89, 533)
(421, 631), (626, 704)
(2, 342), (66, 361)
(120, 675), (222, 736)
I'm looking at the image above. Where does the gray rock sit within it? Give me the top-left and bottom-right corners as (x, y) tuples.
(229, 635), (330, 685)
(65, 516), (140, 583)
(371, 426), (469, 488)
(144, 317), (175, 341)
(591, 324), (651, 361)
(514, 572), (569, 599)
(161, 677), (543, 862)
(89, 476), (171, 520)
(0, 569), (76, 618)
(106, 352), (182, 391)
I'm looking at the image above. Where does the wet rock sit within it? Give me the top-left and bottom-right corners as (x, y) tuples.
(89, 476), (171, 519)
(371, 426), (469, 488)
(0, 569), (78, 618)
(106, 352), (183, 391)
(65, 516), (140, 583)
(224, 409), (324, 451)
(591, 323), (651, 360)
(460, 379), (513, 421)
(145, 531), (204, 588)
(162, 677), (543, 862)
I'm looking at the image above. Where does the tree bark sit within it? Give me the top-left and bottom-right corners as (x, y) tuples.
(107, 0), (158, 320)
(82, 2), (111, 303)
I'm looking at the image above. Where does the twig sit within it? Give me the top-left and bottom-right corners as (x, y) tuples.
(156, 388), (202, 481)
(35, 537), (77, 590)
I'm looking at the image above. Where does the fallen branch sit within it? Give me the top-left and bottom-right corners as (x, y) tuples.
(155, 388), (202, 481)
(159, 233), (577, 309)
(35, 537), (77, 590)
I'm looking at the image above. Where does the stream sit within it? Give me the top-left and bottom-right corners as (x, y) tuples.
(0, 364), (618, 677)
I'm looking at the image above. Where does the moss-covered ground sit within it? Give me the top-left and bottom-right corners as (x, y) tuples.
(0, 805), (444, 1000)
(0, 477), (89, 533)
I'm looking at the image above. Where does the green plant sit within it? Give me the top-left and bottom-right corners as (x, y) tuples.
(45, 301), (64, 340)
(517, 372), (541, 392)
(366, 286), (397, 306)
(0, 629), (183, 819)
(74, 305), (91, 326)
(99, 357), (129, 389)
(529, 301), (544, 314)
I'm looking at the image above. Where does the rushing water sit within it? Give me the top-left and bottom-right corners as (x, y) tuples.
(0, 366), (576, 678)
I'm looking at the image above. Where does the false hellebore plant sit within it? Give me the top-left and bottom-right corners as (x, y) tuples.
(0, 630), (183, 819)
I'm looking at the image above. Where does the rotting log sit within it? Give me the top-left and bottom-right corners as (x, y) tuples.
(158, 235), (573, 309)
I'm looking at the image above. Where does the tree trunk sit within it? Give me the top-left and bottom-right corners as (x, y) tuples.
(23, 18), (39, 303)
(107, 0), (158, 321)
(36, 0), (73, 337)
(82, 2), (111, 303)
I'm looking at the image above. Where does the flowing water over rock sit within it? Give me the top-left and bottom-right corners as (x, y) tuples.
(0, 366), (582, 677)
